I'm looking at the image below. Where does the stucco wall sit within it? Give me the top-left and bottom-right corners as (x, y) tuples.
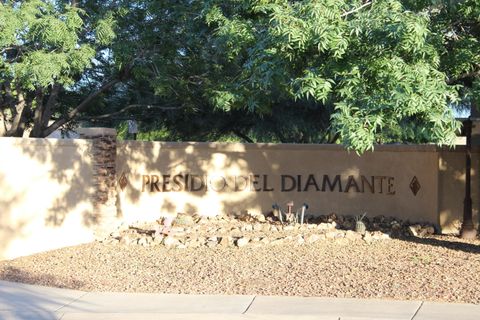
(116, 142), (442, 228)
(0, 138), (95, 260)
(1, 137), (478, 260)
(438, 147), (480, 233)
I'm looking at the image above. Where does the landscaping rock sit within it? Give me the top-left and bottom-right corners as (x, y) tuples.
(102, 212), (438, 250)
(206, 241), (217, 248)
(295, 235), (305, 245)
(326, 231), (339, 239)
(207, 236), (218, 243)
(305, 234), (324, 244)
(270, 238), (285, 246)
(409, 224), (435, 237)
(408, 224), (421, 237)
(260, 237), (270, 245)
(164, 236), (180, 248)
(253, 223), (263, 231)
(363, 232), (373, 244)
(345, 230), (362, 240)
(371, 231), (391, 241)
(138, 237), (149, 247)
(318, 222), (336, 230)
(255, 214), (266, 223)
(219, 236), (233, 247)
(236, 237), (250, 247)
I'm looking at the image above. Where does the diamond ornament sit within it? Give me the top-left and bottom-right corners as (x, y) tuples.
(119, 172), (128, 190)
(409, 176), (421, 196)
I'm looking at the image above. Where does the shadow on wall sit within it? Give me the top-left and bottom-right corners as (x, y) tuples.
(1, 134), (476, 259)
(438, 147), (480, 233)
(114, 142), (442, 225)
(115, 142), (478, 233)
(0, 138), (96, 260)
(116, 141), (279, 221)
(0, 172), (27, 256)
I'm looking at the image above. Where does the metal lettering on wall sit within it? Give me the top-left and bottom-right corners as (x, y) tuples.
(130, 174), (397, 195)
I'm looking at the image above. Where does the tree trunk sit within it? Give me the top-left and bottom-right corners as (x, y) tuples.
(0, 83), (8, 135)
(29, 84), (60, 138)
(42, 84), (60, 127)
(30, 88), (45, 137)
(6, 87), (27, 137)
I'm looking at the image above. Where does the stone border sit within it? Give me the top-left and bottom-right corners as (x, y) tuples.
(102, 213), (436, 249)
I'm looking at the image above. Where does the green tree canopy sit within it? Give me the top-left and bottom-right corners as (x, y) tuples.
(0, 0), (121, 137)
(3, 0), (478, 153)
(201, 0), (462, 152)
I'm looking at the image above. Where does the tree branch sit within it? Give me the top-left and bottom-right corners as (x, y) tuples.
(42, 78), (121, 137)
(327, 132), (340, 144)
(86, 104), (185, 120)
(232, 129), (254, 143)
(0, 45), (25, 56)
(341, 1), (372, 17)
(447, 69), (480, 84)
(3, 80), (16, 111)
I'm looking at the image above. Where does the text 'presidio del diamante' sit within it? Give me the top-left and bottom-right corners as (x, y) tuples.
(141, 174), (396, 195)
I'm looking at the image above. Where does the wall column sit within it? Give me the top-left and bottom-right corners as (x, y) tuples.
(78, 128), (118, 240)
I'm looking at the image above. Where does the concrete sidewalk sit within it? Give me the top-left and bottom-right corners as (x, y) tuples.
(1, 280), (479, 320)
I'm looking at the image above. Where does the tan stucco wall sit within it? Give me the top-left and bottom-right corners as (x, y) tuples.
(0, 138), (95, 260)
(116, 142), (440, 227)
(1, 138), (477, 260)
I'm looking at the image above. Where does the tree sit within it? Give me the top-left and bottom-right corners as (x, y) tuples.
(0, 0), (121, 137)
(2, 0), (471, 152)
(200, 0), (462, 152)
(75, 0), (337, 144)
(431, 0), (479, 108)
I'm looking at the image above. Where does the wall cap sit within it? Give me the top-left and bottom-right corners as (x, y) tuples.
(118, 141), (459, 153)
(0, 137), (91, 148)
(77, 128), (117, 137)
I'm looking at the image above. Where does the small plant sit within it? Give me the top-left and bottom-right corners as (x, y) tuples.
(355, 212), (367, 235)
(297, 203), (308, 225)
(174, 213), (195, 226)
(272, 203), (283, 223)
(273, 202), (309, 225)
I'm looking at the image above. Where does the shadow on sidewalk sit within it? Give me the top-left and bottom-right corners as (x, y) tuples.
(0, 269), (88, 320)
(0, 266), (85, 289)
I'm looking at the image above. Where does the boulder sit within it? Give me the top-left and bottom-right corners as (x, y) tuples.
(236, 237), (250, 247)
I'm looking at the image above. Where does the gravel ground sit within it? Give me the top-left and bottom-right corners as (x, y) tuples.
(1, 235), (480, 304)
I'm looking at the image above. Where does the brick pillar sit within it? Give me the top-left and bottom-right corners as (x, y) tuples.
(78, 128), (118, 240)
